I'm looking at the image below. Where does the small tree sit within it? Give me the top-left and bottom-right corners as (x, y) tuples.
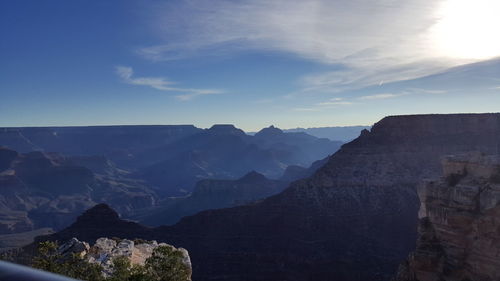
(145, 245), (191, 281)
(32, 241), (104, 281)
(59, 253), (104, 281)
(108, 256), (132, 281)
(32, 241), (62, 274)
(108, 256), (155, 281)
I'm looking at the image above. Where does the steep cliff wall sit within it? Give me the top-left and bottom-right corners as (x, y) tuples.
(394, 153), (500, 281)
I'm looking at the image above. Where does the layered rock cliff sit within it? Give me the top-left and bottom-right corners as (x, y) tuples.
(394, 153), (500, 281)
(32, 114), (500, 281)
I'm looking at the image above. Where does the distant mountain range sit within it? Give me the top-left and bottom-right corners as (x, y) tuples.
(247, 125), (370, 141)
(0, 125), (342, 197)
(283, 126), (371, 141)
(134, 125), (342, 196)
(0, 124), (341, 237)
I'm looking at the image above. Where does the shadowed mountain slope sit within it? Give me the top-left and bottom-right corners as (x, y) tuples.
(137, 171), (289, 226)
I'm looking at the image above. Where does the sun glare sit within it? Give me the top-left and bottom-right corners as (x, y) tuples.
(431, 0), (500, 60)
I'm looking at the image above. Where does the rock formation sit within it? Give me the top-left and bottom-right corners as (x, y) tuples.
(393, 153), (500, 281)
(0, 149), (156, 234)
(56, 237), (191, 279)
(138, 171), (288, 226)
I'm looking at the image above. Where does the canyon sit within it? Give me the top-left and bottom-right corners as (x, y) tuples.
(28, 113), (500, 281)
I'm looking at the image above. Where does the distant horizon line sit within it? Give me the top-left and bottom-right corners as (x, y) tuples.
(2, 112), (498, 132)
(0, 123), (371, 132)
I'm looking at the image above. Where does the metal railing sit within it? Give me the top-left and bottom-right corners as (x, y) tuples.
(0, 261), (80, 281)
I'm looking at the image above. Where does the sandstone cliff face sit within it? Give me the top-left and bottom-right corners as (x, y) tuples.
(394, 153), (500, 281)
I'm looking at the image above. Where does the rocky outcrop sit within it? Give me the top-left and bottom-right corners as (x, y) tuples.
(57, 237), (192, 279)
(393, 153), (500, 281)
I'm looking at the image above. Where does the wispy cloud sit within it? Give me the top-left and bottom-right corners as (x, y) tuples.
(302, 87), (447, 111)
(253, 98), (274, 104)
(140, 0), (493, 92)
(357, 93), (409, 100)
(318, 97), (353, 105)
(406, 88), (448, 95)
(292, 97), (352, 112)
(293, 107), (321, 112)
(115, 66), (223, 100)
(357, 87), (447, 100)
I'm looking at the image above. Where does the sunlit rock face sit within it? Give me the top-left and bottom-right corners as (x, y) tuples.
(394, 153), (500, 281)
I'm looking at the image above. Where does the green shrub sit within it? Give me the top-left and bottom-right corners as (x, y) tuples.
(32, 241), (104, 281)
(31, 241), (191, 281)
(145, 245), (191, 281)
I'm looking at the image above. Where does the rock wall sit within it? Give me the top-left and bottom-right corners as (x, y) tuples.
(394, 153), (500, 281)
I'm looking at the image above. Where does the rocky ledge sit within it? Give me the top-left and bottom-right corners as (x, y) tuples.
(394, 152), (500, 281)
(58, 237), (191, 279)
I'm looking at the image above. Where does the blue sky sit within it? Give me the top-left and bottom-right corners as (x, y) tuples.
(1, 0), (500, 131)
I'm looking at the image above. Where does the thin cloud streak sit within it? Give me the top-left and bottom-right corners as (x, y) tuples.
(357, 88), (447, 100)
(302, 87), (447, 111)
(293, 107), (321, 112)
(115, 66), (223, 100)
(358, 93), (409, 100)
(317, 101), (353, 106)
